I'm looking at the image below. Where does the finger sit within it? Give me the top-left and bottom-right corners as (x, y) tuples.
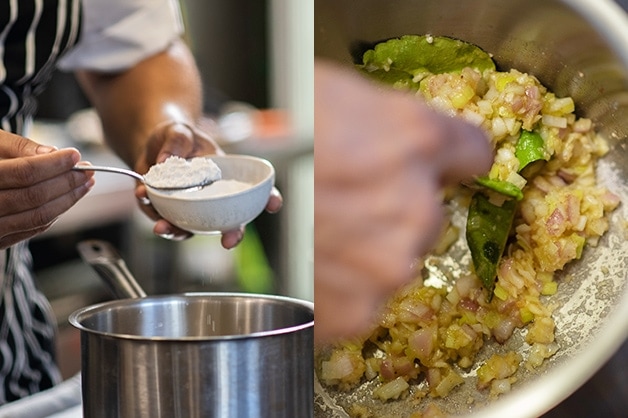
(154, 122), (223, 163)
(0, 131), (58, 158)
(189, 125), (224, 156)
(314, 270), (382, 344)
(153, 219), (192, 241)
(135, 186), (193, 241)
(221, 226), (245, 249)
(431, 115), (493, 184)
(134, 185), (161, 219)
(0, 224), (53, 251)
(0, 178), (94, 240)
(0, 171), (94, 216)
(265, 187), (283, 214)
(154, 122), (196, 163)
(0, 148), (82, 188)
(134, 188), (193, 243)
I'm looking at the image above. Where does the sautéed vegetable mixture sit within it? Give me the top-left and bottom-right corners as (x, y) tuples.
(318, 35), (620, 414)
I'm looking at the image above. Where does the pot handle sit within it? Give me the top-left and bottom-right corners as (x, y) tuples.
(77, 240), (147, 299)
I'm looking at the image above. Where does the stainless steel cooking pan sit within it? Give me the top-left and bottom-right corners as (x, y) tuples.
(70, 240), (314, 418)
(314, 0), (628, 417)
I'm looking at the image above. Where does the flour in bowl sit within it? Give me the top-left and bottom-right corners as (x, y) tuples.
(189, 179), (253, 198)
(144, 156), (222, 188)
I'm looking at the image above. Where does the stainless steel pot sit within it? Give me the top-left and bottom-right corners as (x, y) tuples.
(69, 240), (314, 418)
(315, 0), (628, 417)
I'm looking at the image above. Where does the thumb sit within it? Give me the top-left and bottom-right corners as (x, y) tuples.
(433, 116), (493, 185)
(0, 131), (57, 158)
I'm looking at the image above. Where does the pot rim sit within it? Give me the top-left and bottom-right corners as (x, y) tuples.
(68, 292), (314, 342)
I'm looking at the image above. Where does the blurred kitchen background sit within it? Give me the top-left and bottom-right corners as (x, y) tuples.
(29, 0), (313, 379)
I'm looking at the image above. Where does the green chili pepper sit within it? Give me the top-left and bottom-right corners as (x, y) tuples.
(474, 130), (546, 201)
(466, 193), (517, 299)
(475, 177), (524, 200)
(515, 130), (547, 171)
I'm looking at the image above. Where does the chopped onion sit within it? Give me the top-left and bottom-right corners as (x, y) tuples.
(373, 376), (409, 401)
(493, 317), (516, 343)
(408, 328), (435, 361)
(542, 114), (567, 128)
(490, 378), (512, 396)
(320, 355), (354, 380)
(433, 369), (464, 397)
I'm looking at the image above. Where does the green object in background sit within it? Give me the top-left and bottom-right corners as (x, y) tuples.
(235, 224), (274, 294)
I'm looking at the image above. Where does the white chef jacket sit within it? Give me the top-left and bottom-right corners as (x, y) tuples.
(59, 0), (184, 72)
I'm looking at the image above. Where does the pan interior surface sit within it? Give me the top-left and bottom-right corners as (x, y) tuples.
(314, 0), (628, 417)
(70, 293), (314, 340)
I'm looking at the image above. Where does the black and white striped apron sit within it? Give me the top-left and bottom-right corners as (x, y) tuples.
(0, 0), (81, 404)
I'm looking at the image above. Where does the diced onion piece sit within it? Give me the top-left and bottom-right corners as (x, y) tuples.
(319, 349), (365, 388)
(408, 328), (435, 362)
(433, 369), (464, 397)
(433, 224), (460, 255)
(451, 84), (476, 109)
(573, 118), (592, 132)
(506, 171), (527, 190)
(444, 324), (474, 349)
(462, 108), (485, 126)
(490, 378), (512, 396)
(527, 342), (560, 368)
(364, 358), (379, 381)
(525, 316), (555, 345)
(373, 376), (409, 401)
(477, 352), (521, 389)
(493, 284), (509, 301)
(455, 275), (481, 298)
(491, 117), (509, 138)
(541, 281), (558, 295)
(542, 114), (567, 128)
(320, 356), (353, 381)
(493, 317), (516, 343)
(547, 97), (575, 114)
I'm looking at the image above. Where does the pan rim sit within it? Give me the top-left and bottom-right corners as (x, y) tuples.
(68, 292), (314, 342)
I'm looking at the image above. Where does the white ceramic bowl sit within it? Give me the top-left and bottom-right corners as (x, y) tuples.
(146, 155), (274, 233)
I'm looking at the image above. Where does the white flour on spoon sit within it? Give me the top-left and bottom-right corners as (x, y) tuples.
(144, 156), (222, 189)
(146, 156), (252, 197)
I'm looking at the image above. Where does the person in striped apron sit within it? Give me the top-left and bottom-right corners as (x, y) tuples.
(0, 0), (282, 404)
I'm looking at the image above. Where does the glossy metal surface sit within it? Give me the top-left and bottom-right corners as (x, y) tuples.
(315, 0), (628, 417)
(70, 241), (314, 418)
(71, 294), (314, 418)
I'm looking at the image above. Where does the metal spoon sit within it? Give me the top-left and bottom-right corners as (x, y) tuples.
(72, 164), (212, 191)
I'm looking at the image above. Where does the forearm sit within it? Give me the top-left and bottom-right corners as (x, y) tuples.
(75, 38), (203, 169)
